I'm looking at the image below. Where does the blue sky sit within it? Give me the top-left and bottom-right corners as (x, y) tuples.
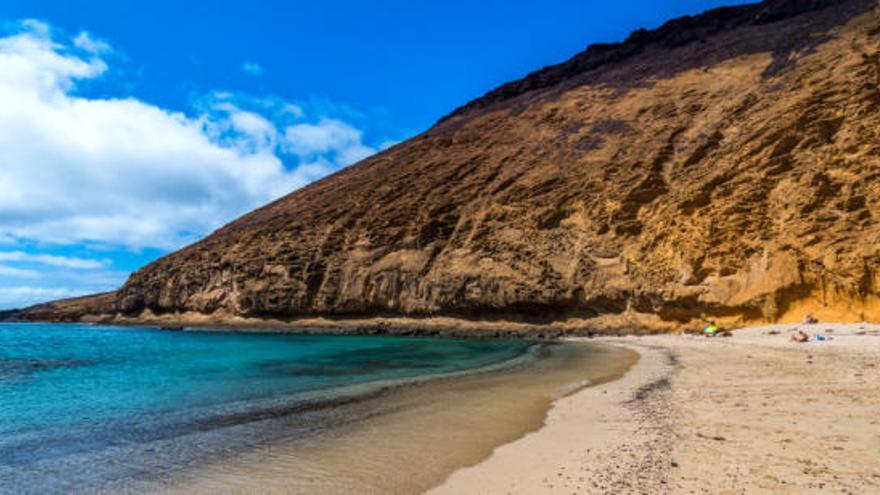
(0, 0), (750, 309)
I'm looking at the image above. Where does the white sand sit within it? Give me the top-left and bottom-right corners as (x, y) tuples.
(432, 323), (880, 494)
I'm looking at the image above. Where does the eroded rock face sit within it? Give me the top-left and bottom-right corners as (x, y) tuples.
(41, 0), (880, 329)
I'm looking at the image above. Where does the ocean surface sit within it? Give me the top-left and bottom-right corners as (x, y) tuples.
(0, 323), (538, 493)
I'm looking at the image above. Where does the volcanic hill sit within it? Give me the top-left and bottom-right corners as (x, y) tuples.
(14, 0), (880, 332)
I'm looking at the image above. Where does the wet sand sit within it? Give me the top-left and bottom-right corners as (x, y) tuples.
(436, 324), (880, 494)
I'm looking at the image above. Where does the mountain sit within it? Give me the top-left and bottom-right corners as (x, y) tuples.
(16, 0), (880, 333)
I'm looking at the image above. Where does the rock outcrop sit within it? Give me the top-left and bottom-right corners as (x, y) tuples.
(19, 0), (880, 331)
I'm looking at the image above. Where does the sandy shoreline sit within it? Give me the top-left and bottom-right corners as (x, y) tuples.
(430, 339), (675, 494)
(145, 340), (635, 495)
(433, 323), (880, 494)
(11, 320), (878, 493)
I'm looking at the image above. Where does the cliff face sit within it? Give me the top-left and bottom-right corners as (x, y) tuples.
(27, 0), (880, 330)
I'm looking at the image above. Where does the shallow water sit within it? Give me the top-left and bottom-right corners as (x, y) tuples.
(0, 323), (633, 494)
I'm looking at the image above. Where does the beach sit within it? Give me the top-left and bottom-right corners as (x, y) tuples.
(435, 324), (880, 494)
(4, 322), (878, 494)
(157, 341), (636, 494)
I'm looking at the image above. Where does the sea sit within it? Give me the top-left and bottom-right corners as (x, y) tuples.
(0, 322), (634, 494)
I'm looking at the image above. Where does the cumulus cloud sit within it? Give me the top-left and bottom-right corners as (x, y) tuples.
(0, 21), (383, 251)
(241, 61), (263, 76)
(282, 118), (377, 166)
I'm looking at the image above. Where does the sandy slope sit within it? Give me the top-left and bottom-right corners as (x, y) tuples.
(432, 324), (880, 494)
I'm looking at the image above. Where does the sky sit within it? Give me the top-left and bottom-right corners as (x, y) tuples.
(0, 0), (751, 309)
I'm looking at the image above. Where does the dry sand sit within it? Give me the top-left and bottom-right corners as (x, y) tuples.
(432, 323), (880, 494)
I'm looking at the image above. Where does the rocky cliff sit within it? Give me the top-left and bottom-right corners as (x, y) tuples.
(19, 0), (880, 332)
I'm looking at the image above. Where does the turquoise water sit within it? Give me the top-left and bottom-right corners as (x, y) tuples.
(0, 323), (533, 493)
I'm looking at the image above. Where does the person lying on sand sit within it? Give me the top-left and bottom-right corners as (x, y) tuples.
(702, 322), (719, 337)
(791, 330), (809, 343)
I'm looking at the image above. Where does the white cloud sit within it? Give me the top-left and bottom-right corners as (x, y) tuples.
(241, 61), (263, 76)
(207, 102), (278, 152)
(73, 31), (112, 54)
(0, 21), (383, 250)
(281, 103), (304, 119)
(0, 24), (106, 97)
(379, 139), (401, 150)
(0, 265), (39, 278)
(0, 251), (108, 269)
(282, 118), (377, 166)
(18, 19), (50, 37)
(0, 286), (86, 307)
